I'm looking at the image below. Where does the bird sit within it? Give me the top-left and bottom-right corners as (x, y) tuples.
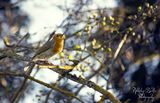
(15, 33), (65, 103)
(33, 33), (65, 60)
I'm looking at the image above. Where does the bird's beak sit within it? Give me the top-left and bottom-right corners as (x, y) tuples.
(62, 34), (66, 39)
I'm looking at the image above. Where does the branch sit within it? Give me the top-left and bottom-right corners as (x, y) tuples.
(46, 66), (121, 103)
(0, 71), (84, 103)
(25, 74), (84, 103)
(11, 63), (35, 103)
(0, 49), (121, 103)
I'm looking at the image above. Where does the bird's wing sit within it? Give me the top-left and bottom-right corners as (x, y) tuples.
(34, 39), (55, 58)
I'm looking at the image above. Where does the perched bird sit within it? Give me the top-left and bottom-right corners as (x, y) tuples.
(33, 33), (65, 60)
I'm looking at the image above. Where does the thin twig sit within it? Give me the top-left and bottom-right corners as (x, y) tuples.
(47, 67), (121, 103)
(11, 63), (35, 103)
(0, 71), (84, 103)
(10, 31), (56, 103)
(0, 50), (121, 103)
(44, 89), (52, 103)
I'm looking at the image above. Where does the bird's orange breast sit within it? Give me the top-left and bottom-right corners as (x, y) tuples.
(52, 40), (64, 54)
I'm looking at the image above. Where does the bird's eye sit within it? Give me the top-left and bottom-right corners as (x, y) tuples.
(54, 34), (64, 38)
(58, 35), (62, 38)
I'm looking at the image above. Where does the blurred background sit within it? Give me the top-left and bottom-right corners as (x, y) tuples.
(0, 0), (160, 103)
